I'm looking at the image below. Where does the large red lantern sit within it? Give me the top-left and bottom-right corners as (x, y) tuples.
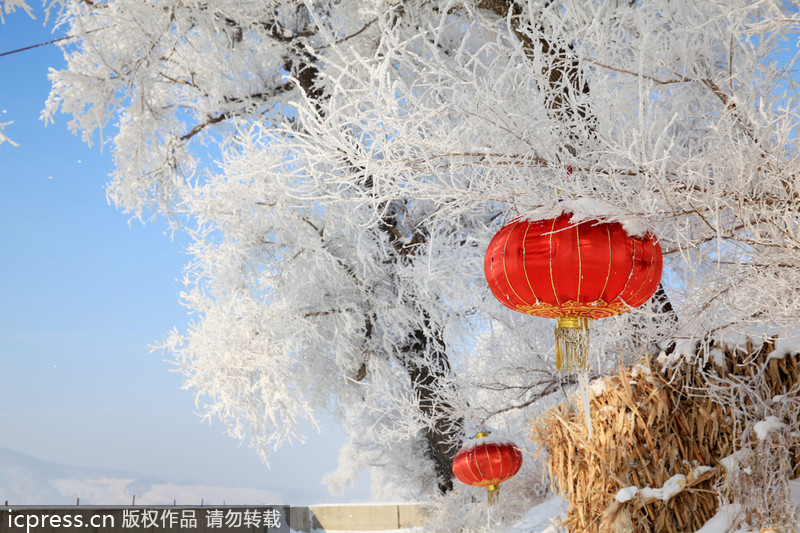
(452, 431), (523, 505)
(484, 212), (662, 371)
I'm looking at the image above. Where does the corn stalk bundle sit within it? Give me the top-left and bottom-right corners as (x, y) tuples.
(530, 339), (800, 533)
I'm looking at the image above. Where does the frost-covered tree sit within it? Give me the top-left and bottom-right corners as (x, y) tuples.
(0, 0), (34, 23)
(37, 0), (800, 505)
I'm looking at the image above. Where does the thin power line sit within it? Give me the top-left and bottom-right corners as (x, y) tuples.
(0, 34), (77, 58)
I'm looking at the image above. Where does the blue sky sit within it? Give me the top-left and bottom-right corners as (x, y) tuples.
(0, 6), (368, 504)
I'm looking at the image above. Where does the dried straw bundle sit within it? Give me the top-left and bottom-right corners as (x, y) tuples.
(530, 339), (800, 533)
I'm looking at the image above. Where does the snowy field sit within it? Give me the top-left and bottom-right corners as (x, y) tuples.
(0, 447), (285, 505)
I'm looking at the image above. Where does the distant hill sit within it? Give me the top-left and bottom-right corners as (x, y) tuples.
(0, 448), (284, 506)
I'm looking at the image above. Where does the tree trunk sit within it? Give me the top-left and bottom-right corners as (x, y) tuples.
(401, 317), (464, 494)
(294, 49), (464, 494)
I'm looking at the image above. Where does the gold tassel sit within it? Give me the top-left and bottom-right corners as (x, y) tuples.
(487, 484), (500, 506)
(555, 316), (591, 371)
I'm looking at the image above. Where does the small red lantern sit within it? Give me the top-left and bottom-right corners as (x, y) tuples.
(484, 212), (662, 371)
(452, 431), (523, 505)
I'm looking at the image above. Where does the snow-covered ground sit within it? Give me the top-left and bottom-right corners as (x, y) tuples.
(49, 478), (283, 506)
(0, 447), (283, 505)
(503, 497), (569, 532)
